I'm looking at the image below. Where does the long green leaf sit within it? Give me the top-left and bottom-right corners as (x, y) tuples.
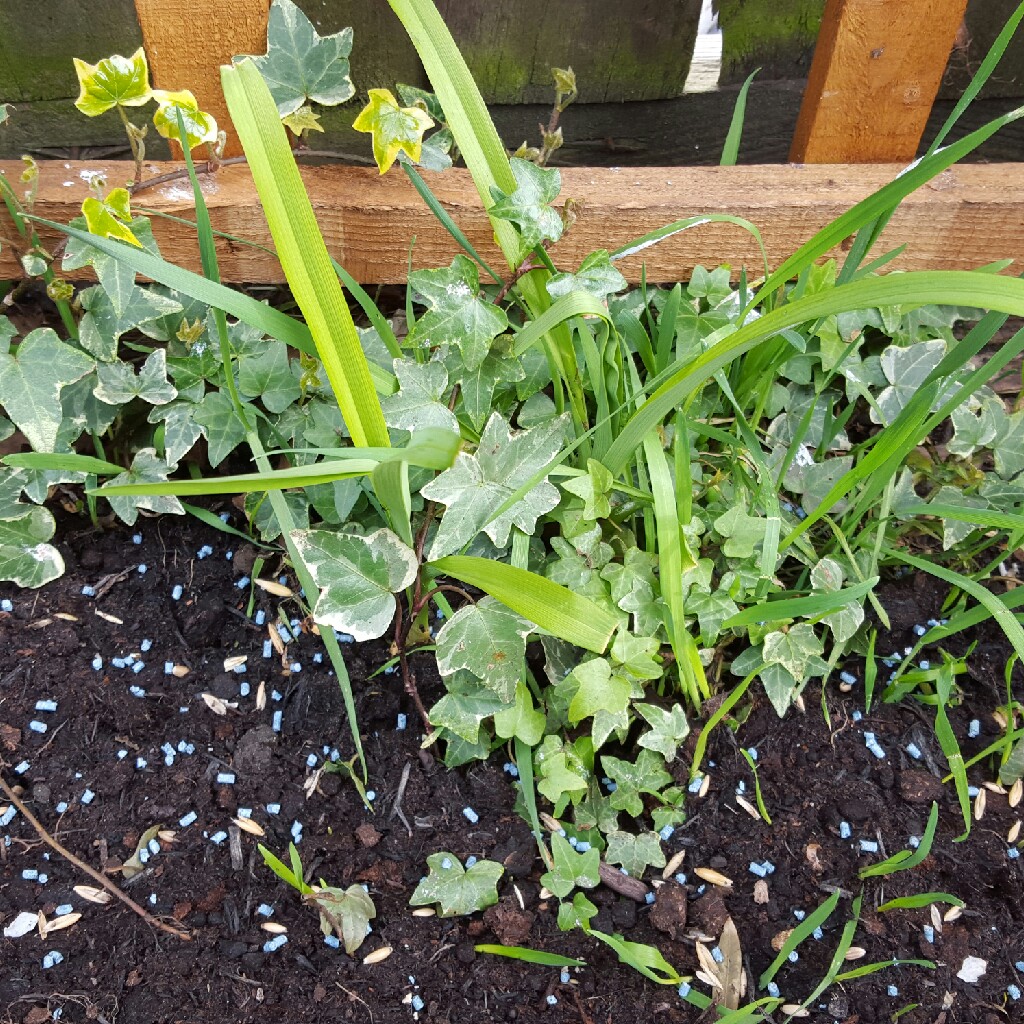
(386, 0), (519, 266)
(3, 452), (124, 476)
(759, 889), (841, 988)
(860, 802), (939, 878)
(221, 60), (388, 447)
(877, 892), (964, 912)
(720, 69), (758, 166)
(604, 271), (1024, 474)
(474, 945), (586, 967)
(750, 103), (1024, 307)
(431, 555), (616, 654)
(722, 577), (878, 629)
(512, 291), (611, 357)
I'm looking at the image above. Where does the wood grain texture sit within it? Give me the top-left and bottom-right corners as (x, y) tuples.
(3, 160), (1022, 284)
(134, 0), (270, 158)
(790, 0), (970, 162)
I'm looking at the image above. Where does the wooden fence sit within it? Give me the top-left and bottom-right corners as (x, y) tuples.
(0, 0), (1022, 283)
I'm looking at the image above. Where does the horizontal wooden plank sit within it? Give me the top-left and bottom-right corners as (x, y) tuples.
(2, 159), (1022, 284)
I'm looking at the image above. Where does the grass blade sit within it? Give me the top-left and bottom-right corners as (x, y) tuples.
(720, 69), (758, 166)
(474, 945), (585, 967)
(221, 60), (389, 448)
(860, 802), (939, 878)
(877, 892), (964, 912)
(759, 889), (841, 988)
(431, 555), (617, 654)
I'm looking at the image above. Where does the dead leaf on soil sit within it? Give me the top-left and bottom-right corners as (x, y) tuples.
(122, 824), (163, 879)
(753, 880), (769, 905)
(73, 885), (112, 905)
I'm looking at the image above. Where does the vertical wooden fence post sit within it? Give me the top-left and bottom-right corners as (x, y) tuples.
(790, 0), (969, 163)
(134, 0), (270, 157)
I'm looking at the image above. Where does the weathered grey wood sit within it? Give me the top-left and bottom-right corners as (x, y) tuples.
(939, 0), (1024, 99)
(0, 0), (143, 102)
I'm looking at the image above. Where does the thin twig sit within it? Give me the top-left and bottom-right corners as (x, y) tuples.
(128, 156), (247, 196)
(0, 772), (192, 941)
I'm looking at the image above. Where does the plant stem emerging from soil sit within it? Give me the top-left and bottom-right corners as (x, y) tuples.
(0, 770), (192, 941)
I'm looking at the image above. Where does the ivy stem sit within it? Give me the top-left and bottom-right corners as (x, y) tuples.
(128, 155), (248, 197)
(392, 600), (433, 734)
(117, 107), (144, 186)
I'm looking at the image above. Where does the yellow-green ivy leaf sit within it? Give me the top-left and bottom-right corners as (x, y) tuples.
(152, 90), (218, 150)
(81, 188), (142, 248)
(352, 88), (433, 174)
(281, 104), (324, 135)
(73, 48), (152, 117)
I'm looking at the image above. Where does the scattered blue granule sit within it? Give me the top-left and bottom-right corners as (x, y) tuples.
(560, 969), (570, 984)
(132, 534), (143, 545)
(545, 995), (558, 1006)
(678, 982), (691, 998)
(913, 624), (926, 636)
(1008, 984), (1021, 1001)
(179, 811), (197, 827)
(412, 996), (425, 1012)
(171, 584), (183, 601)
(659, 825), (675, 842)
(969, 719), (980, 738)
(81, 585), (96, 597)
(257, 903), (274, 917)
(887, 985), (899, 997)
(839, 821), (852, 839)
(137, 564), (148, 574)
(324, 934), (341, 948)
(441, 857), (453, 870)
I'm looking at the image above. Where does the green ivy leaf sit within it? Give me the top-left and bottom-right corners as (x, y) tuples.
(567, 657), (631, 727)
(493, 680), (546, 745)
(152, 89), (218, 150)
(193, 391), (248, 467)
(635, 703), (690, 761)
(408, 255), (508, 371)
(540, 832), (600, 899)
(714, 506), (768, 559)
(535, 735), (590, 807)
(73, 48), (151, 117)
(308, 884), (375, 955)
(103, 448), (184, 526)
(948, 388), (1003, 457)
(609, 631), (663, 681)
(687, 589), (740, 645)
(488, 158), (563, 251)
(380, 358), (458, 434)
(601, 549), (663, 637)
(762, 623), (824, 684)
(421, 411), (565, 559)
(991, 408), (1024, 479)
(237, 343), (302, 414)
(246, 490), (309, 542)
(0, 328), (94, 452)
(873, 340), (946, 426)
(435, 596), (533, 702)
(94, 349), (177, 407)
(558, 891), (598, 932)
(353, 88), (433, 174)
(602, 750), (672, 818)
(452, 347), (525, 432)
(930, 485), (990, 550)
(547, 250), (626, 304)
(244, 0), (355, 117)
(604, 831), (665, 879)
(409, 853), (503, 917)
(291, 527), (417, 642)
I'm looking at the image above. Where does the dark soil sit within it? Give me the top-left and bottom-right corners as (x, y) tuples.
(2, 510), (1023, 1024)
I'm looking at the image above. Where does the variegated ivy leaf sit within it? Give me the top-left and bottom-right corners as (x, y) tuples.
(243, 0), (355, 117)
(409, 853), (503, 918)
(992, 408), (1024, 479)
(380, 358), (458, 434)
(783, 454), (854, 514)
(291, 527), (417, 642)
(148, 401), (205, 466)
(435, 597), (533, 702)
(871, 340), (946, 426)
(0, 475), (64, 588)
(540, 832), (600, 899)
(0, 328), (94, 452)
(810, 557), (864, 642)
(546, 250), (626, 303)
(562, 458), (613, 521)
(444, 341), (525, 432)
(948, 388), (1003, 457)
(604, 830), (665, 879)
(930, 485), (990, 550)
(610, 630), (662, 681)
(73, 48), (152, 117)
(281, 104), (324, 136)
(78, 285), (183, 363)
(714, 506), (768, 559)
(94, 349), (177, 407)
(601, 749), (672, 818)
(353, 88), (433, 175)
(103, 448), (184, 526)
(237, 342), (301, 414)
(408, 255), (508, 372)
(687, 590), (739, 645)
(246, 490), (309, 542)
(762, 623), (824, 683)
(761, 662), (798, 718)
(428, 671), (506, 745)
(81, 188), (142, 252)
(421, 411), (564, 559)
(64, 214), (158, 319)
(488, 158), (563, 251)
(152, 90), (218, 150)
(635, 703), (690, 761)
